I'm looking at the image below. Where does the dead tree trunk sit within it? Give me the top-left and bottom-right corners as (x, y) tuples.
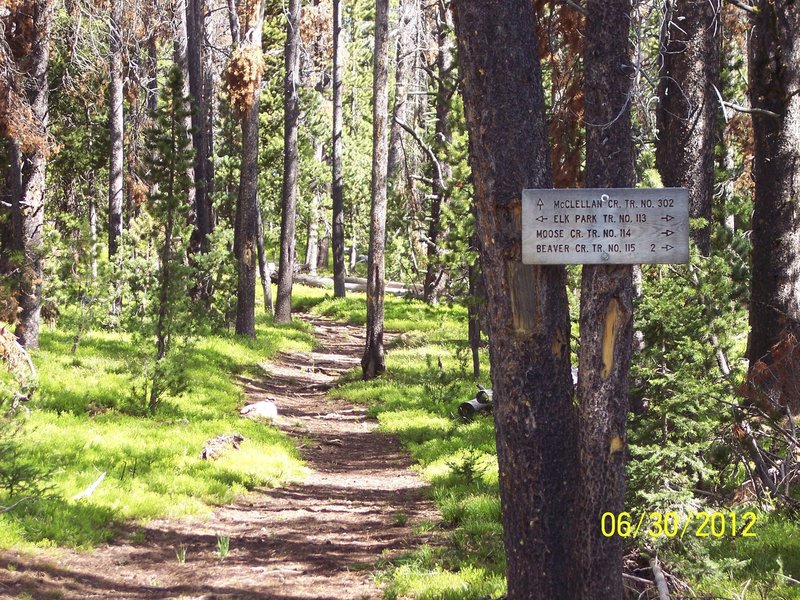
(655, 0), (721, 256)
(573, 1), (637, 596)
(361, 0), (391, 379)
(452, 2), (579, 596)
(274, 0), (301, 324)
(108, 0), (124, 260)
(233, 0), (265, 337)
(331, 0), (346, 297)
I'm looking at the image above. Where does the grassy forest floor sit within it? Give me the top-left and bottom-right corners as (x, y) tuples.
(0, 286), (799, 599)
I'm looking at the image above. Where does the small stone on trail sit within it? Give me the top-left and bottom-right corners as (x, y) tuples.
(240, 399), (278, 420)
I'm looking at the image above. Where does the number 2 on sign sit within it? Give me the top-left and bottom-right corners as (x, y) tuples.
(650, 244), (655, 252)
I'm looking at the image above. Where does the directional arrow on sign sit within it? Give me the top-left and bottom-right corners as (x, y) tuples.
(660, 230), (675, 237)
(661, 215), (675, 222)
(536, 216), (548, 223)
(537, 199), (544, 209)
(662, 245), (674, 251)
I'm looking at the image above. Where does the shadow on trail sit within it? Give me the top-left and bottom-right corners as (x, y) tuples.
(0, 314), (436, 600)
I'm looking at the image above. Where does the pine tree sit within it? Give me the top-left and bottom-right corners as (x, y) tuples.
(140, 65), (196, 413)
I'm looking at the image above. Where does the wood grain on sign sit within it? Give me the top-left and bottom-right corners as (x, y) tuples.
(522, 188), (689, 265)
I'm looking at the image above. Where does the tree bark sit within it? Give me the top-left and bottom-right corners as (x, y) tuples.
(747, 1), (800, 364)
(108, 0), (124, 260)
(361, 0), (391, 380)
(10, 0), (53, 349)
(274, 0), (301, 324)
(331, 0), (346, 297)
(452, 2), (579, 597)
(233, 0), (264, 337)
(573, 2), (636, 597)
(187, 0), (214, 259)
(655, 0), (721, 256)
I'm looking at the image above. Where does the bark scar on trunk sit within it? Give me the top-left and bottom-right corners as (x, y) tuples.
(601, 297), (624, 380)
(551, 326), (568, 359)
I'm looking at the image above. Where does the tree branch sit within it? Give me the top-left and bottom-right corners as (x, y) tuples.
(724, 101), (780, 119)
(394, 118), (446, 193)
(724, 0), (758, 15)
(650, 559), (671, 600)
(559, 0), (587, 15)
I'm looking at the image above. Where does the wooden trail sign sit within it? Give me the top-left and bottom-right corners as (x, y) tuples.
(522, 188), (689, 265)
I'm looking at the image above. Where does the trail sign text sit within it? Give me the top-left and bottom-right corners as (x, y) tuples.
(522, 188), (689, 265)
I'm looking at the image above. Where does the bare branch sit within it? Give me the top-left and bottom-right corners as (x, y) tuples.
(559, 0), (587, 15)
(725, 0), (758, 14)
(724, 101), (781, 119)
(712, 84), (780, 120)
(394, 118), (446, 193)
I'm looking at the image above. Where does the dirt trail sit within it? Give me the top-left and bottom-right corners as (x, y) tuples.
(0, 314), (437, 599)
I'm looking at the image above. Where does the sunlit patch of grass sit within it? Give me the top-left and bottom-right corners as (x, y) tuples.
(0, 305), (314, 550)
(683, 511), (800, 600)
(378, 544), (506, 600)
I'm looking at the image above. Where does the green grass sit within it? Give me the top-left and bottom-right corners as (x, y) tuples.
(680, 511), (800, 599)
(0, 308), (314, 549)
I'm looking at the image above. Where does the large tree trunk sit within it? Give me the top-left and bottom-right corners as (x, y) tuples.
(655, 0), (721, 256)
(573, 1), (636, 596)
(747, 1), (800, 364)
(452, 2), (579, 597)
(331, 0), (346, 298)
(10, 0), (53, 349)
(422, 2), (453, 304)
(108, 0), (124, 260)
(274, 0), (301, 324)
(233, 0), (265, 337)
(361, 0), (391, 380)
(187, 0), (214, 258)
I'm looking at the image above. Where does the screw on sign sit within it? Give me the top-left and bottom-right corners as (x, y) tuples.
(521, 188), (689, 265)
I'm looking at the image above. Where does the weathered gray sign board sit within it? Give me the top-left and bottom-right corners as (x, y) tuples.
(522, 188), (689, 265)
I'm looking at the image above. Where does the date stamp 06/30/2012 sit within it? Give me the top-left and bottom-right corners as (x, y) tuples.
(601, 511), (758, 540)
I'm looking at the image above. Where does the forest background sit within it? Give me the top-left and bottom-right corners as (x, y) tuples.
(1, 0), (800, 598)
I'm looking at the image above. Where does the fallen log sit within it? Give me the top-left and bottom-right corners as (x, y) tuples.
(292, 274), (421, 298)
